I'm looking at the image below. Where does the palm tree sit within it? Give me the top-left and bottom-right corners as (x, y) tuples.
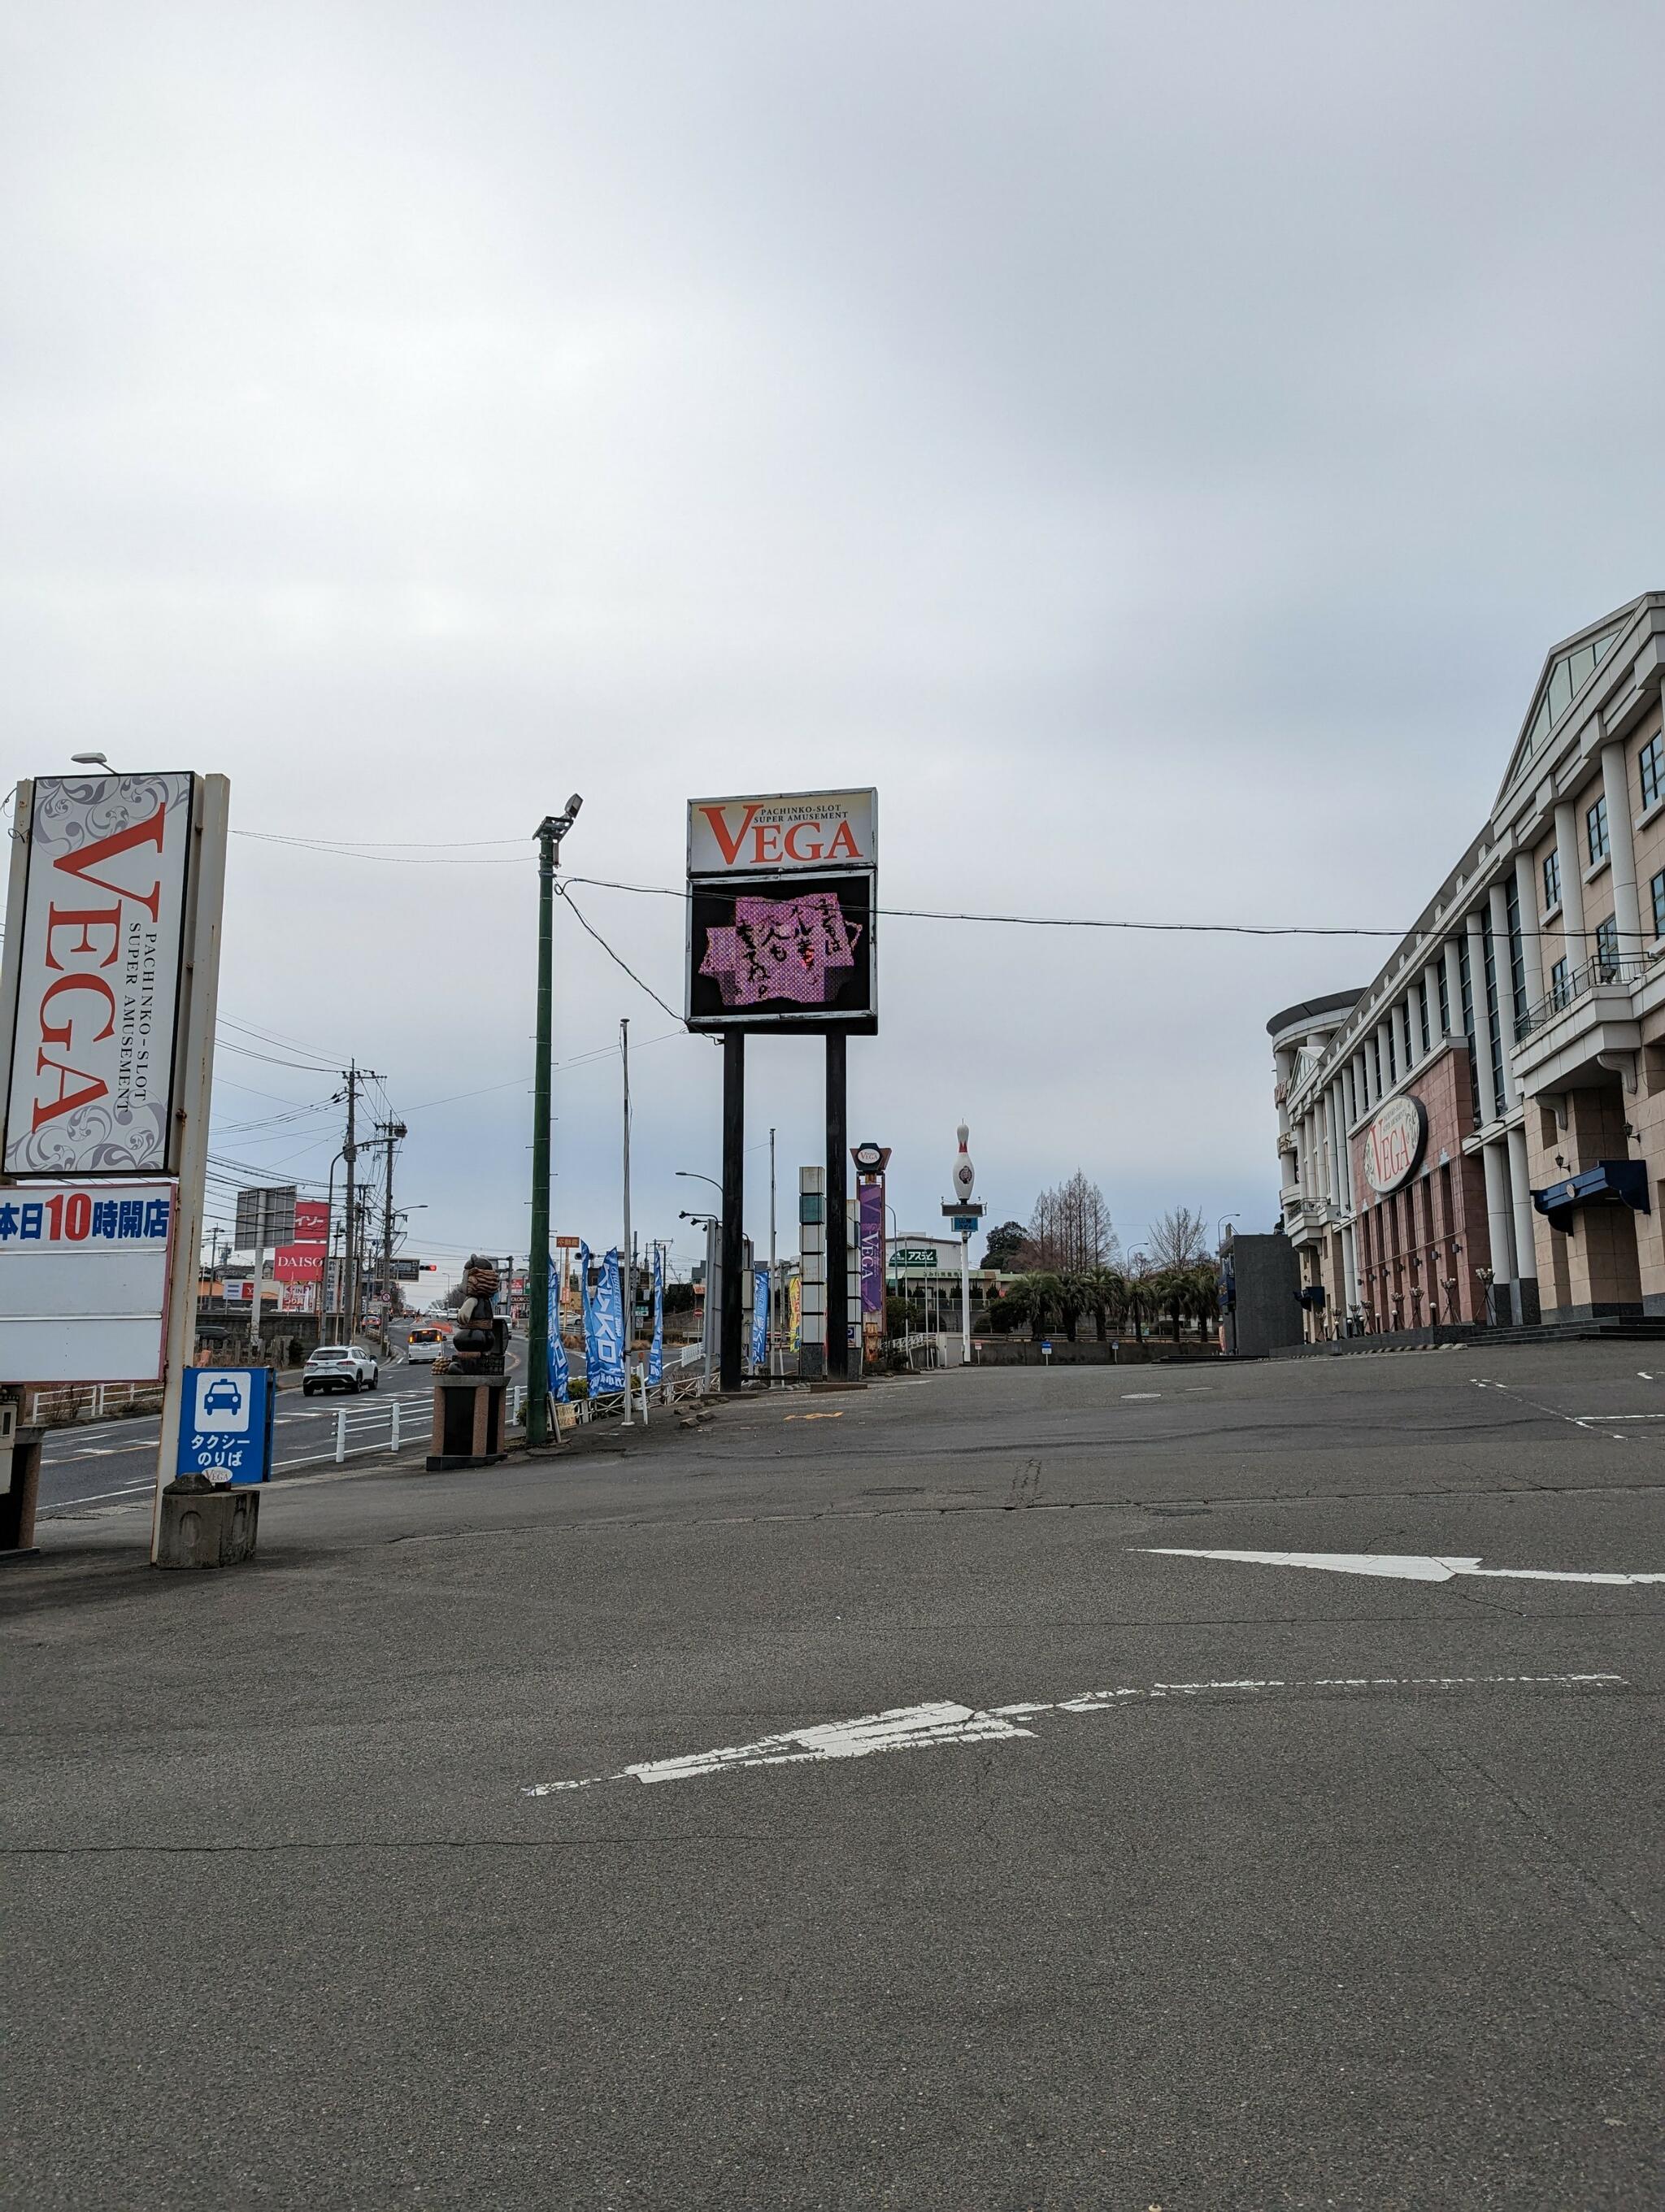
(1022, 1272), (1066, 1340)
(1079, 1264), (1126, 1343)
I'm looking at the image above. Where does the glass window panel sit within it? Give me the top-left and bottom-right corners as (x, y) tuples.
(1653, 871), (1665, 941)
(1549, 659), (1572, 718)
(1569, 645), (1594, 690)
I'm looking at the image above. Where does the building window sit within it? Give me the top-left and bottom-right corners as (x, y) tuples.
(1437, 958), (1450, 1035)
(1652, 870), (1665, 941)
(1481, 916), (1505, 1115)
(1371, 1035), (1382, 1099)
(1419, 983), (1431, 1054)
(1587, 795), (1609, 864)
(1506, 874), (1526, 1023)
(1595, 915), (1619, 978)
(1641, 734), (1663, 812)
(1386, 1018), (1397, 1083)
(1550, 955), (1569, 1008)
(1543, 849), (1561, 911)
(1459, 934), (1480, 1128)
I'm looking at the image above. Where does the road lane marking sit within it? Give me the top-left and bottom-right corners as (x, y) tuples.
(523, 1672), (1628, 1793)
(43, 1481), (154, 1509)
(1139, 1548), (1665, 1586)
(784, 1411), (844, 1422)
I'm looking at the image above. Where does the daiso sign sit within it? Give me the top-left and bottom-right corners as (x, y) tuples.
(1362, 1094), (1428, 1197)
(688, 789), (876, 876)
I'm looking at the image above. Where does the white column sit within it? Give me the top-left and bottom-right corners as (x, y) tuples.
(1341, 1220), (1359, 1317)
(1554, 801), (1587, 964)
(1481, 1138), (1517, 1321)
(1488, 883), (1519, 1110)
(1332, 1079), (1352, 1208)
(1514, 854), (1545, 1008)
(1602, 741), (1642, 954)
(1465, 911), (1499, 1126)
(1506, 1122), (1538, 1304)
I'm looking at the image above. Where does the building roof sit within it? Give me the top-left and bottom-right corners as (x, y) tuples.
(1266, 990), (1365, 1040)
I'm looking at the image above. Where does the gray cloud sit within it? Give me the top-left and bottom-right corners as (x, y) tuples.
(4, 1), (1662, 1275)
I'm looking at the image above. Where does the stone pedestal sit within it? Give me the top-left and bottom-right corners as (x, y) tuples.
(427, 1373), (507, 1471)
(155, 1478), (260, 1569)
(0, 1424), (43, 1557)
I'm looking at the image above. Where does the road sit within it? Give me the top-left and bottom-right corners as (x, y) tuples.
(33, 1350), (444, 1518)
(3, 1343), (1661, 2209)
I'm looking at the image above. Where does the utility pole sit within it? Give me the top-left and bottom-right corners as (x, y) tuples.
(528, 795), (583, 1449)
(342, 1062), (359, 1343)
(376, 1117), (406, 1334)
(620, 1016), (634, 1427)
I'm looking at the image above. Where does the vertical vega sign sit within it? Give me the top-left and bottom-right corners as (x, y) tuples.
(3, 775), (197, 1175)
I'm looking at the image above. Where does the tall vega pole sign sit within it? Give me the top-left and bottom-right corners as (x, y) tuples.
(686, 789), (878, 1388)
(2, 775), (198, 1175)
(685, 789), (878, 1034)
(0, 771), (230, 1566)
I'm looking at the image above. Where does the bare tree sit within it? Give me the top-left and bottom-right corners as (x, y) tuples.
(1023, 1172), (1120, 1274)
(1146, 1206), (1211, 1271)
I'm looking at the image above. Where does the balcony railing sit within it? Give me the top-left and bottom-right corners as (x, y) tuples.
(1515, 954), (1649, 1042)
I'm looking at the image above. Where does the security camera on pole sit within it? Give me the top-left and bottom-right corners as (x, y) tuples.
(942, 1123), (985, 1367)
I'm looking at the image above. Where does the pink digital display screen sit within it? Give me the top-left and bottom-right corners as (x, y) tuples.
(687, 871), (875, 1032)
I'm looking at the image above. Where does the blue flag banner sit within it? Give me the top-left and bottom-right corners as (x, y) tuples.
(583, 1241), (627, 1395)
(546, 1255), (569, 1404)
(648, 1245), (664, 1385)
(751, 1263), (769, 1370)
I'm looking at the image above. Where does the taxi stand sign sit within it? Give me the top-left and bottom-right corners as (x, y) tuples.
(176, 1367), (273, 1487)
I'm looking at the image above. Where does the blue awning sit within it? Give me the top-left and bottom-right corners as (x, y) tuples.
(1531, 1159), (1651, 1235)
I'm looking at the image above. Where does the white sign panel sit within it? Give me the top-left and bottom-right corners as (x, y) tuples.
(1361, 1095), (1428, 1197)
(4, 773), (196, 1175)
(688, 789), (876, 876)
(0, 1178), (176, 1381)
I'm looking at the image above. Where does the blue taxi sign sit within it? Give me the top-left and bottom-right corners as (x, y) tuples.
(176, 1367), (273, 1485)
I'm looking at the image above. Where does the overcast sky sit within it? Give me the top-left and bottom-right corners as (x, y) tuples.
(6, 1), (1663, 1282)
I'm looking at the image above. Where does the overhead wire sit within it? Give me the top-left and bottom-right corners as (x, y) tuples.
(556, 882), (698, 1029)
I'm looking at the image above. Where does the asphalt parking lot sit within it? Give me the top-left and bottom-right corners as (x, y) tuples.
(3, 1344), (1660, 2210)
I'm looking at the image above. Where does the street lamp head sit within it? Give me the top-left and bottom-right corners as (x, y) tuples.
(71, 751), (111, 769)
(564, 793), (583, 819)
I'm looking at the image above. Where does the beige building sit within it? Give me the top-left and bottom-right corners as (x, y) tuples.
(1272, 593), (1665, 1341)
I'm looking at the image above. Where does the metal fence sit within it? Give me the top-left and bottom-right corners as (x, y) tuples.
(280, 1397), (415, 1470)
(22, 1381), (166, 1428)
(506, 1345), (709, 1434)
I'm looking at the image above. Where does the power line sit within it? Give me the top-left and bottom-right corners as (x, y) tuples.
(557, 883), (695, 1029)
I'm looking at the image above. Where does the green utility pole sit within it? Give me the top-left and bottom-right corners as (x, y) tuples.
(527, 795), (582, 1447)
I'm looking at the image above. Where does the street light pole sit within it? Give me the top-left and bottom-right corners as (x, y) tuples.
(528, 794), (582, 1449)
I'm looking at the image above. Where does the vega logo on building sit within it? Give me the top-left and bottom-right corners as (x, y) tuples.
(3, 774), (197, 1175)
(1362, 1095), (1428, 1196)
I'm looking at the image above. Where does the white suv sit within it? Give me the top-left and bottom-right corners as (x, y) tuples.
(302, 1344), (380, 1396)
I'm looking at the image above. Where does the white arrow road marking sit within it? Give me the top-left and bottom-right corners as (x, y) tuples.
(1139, 1549), (1665, 1586)
(523, 1671), (1628, 1793)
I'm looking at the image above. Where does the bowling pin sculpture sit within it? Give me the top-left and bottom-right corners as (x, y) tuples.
(953, 1123), (976, 1206)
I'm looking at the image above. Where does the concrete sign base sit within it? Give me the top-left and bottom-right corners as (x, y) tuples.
(154, 1479), (259, 1570)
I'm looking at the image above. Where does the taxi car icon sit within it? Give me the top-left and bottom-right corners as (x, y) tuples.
(202, 1378), (243, 1417)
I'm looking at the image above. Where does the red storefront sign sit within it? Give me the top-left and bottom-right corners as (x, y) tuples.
(273, 1197), (328, 1281)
